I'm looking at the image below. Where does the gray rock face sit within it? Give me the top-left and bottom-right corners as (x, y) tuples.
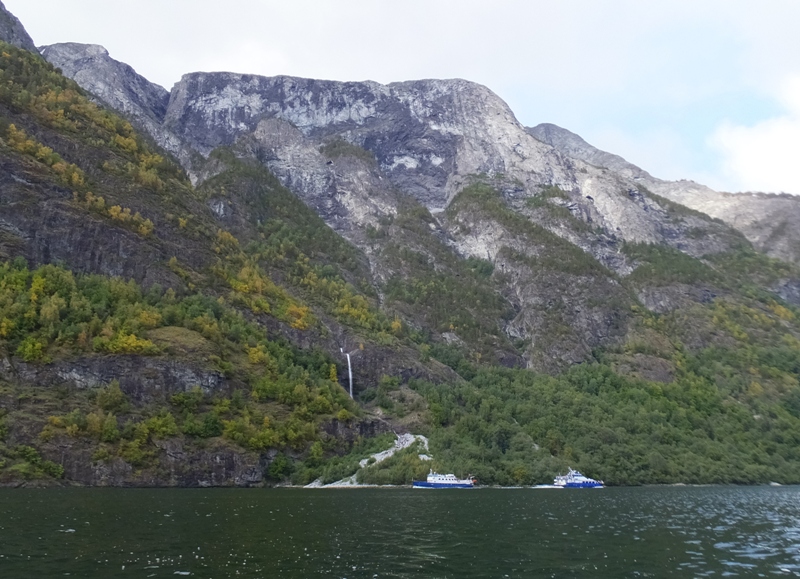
(39, 48), (741, 259)
(6, 356), (226, 404)
(162, 72), (741, 261)
(652, 186), (800, 264)
(34, 39), (794, 372)
(35, 39), (800, 268)
(0, 1), (35, 52)
(636, 284), (717, 315)
(529, 123), (650, 181)
(532, 122), (800, 264)
(248, 117), (398, 232)
(164, 73), (577, 209)
(38, 43), (196, 169)
(773, 278), (800, 307)
(38, 434), (266, 487)
(0, 152), (207, 291)
(41, 43), (169, 124)
(39, 50), (756, 372)
(441, 193), (634, 370)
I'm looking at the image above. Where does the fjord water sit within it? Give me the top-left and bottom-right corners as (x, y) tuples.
(1, 487), (799, 578)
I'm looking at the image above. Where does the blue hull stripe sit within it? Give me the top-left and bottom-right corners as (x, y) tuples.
(563, 482), (604, 488)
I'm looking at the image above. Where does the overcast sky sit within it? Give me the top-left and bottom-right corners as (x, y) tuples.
(7, 0), (800, 194)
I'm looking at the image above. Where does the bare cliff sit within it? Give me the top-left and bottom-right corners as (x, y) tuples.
(530, 122), (800, 265)
(0, 1), (35, 52)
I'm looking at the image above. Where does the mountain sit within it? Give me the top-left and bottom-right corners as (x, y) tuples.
(39, 43), (169, 138)
(3, 4), (800, 487)
(528, 123), (650, 181)
(0, 1), (34, 52)
(0, 33), (400, 485)
(530, 122), (800, 266)
(40, 47), (731, 245)
(39, 48), (755, 368)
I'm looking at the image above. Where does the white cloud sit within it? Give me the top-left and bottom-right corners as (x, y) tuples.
(711, 76), (800, 194)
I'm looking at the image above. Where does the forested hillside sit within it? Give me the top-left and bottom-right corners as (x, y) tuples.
(0, 41), (368, 485)
(2, 33), (800, 488)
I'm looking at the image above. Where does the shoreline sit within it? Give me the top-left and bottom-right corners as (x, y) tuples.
(1, 481), (793, 489)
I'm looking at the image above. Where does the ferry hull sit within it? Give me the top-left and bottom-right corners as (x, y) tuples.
(560, 481), (604, 488)
(412, 481), (474, 489)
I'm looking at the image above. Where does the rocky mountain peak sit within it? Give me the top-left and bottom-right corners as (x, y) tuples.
(528, 123), (651, 181)
(39, 42), (199, 171)
(36, 48), (746, 261)
(533, 122), (800, 265)
(41, 42), (169, 124)
(0, 0), (36, 52)
(164, 73), (577, 210)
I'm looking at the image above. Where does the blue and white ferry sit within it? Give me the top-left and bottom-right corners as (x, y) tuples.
(553, 468), (604, 488)
(413, 470), (476, 489)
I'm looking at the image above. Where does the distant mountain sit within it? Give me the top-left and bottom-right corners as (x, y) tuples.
(528, 123), (650, 181)
(530, 122), (800, 265)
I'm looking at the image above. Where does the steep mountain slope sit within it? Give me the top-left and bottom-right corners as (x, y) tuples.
(41, 47), (741, 254)
(0, 39), (433, 486)
(530, 122), (800, 266)
(164, 73), (574, 209)
(529, 123), (649, 181)
(161, 71), (758, 369)
(40, 44), (169, 136)
(0, 0), (34, 52)
(3, 2), (800, 487)
(40, 48), (757, 370)
(162, 71), (733, 253)
(40, 42), (195, 171)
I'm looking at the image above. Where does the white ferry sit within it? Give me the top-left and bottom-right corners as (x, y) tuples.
(412, 470), (476, 489)
(553, 468), (604, 488)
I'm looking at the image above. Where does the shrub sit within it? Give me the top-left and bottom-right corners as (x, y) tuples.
(96, 381), (127, 412)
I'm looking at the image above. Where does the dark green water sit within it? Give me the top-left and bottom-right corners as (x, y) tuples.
(1, 486), (799, 578)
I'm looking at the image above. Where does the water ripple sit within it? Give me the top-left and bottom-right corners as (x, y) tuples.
(1, 486), (800, 577)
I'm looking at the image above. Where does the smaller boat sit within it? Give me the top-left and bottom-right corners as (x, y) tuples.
(553, 468), (604, 488)
(412, 470), (476, 489)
